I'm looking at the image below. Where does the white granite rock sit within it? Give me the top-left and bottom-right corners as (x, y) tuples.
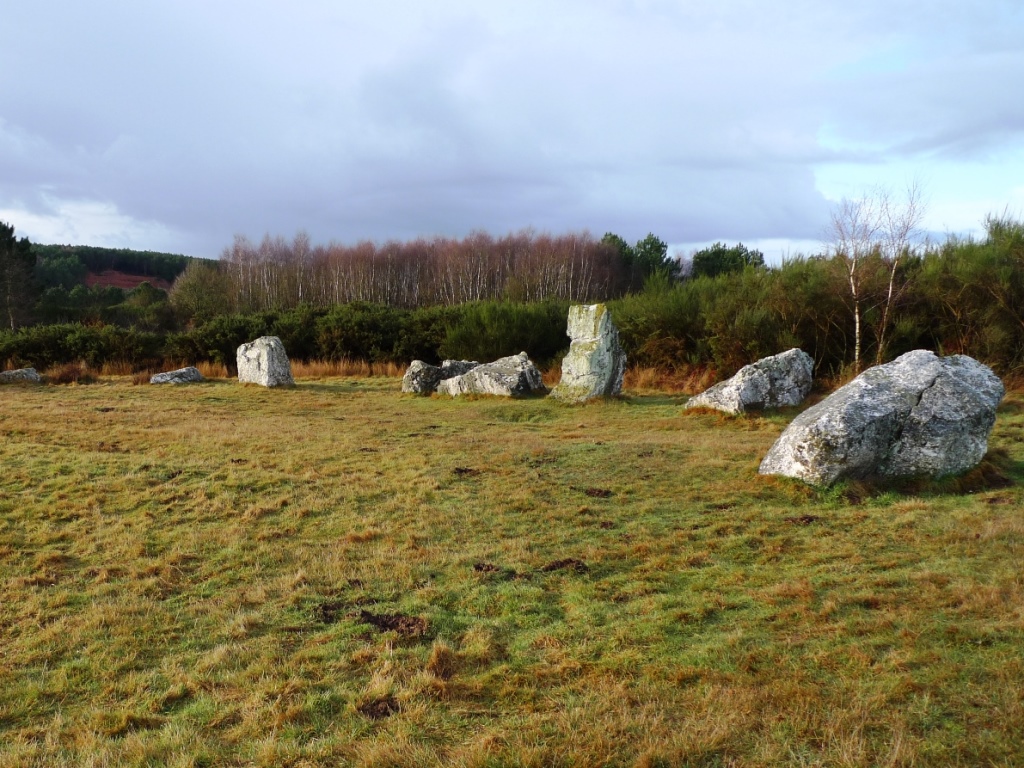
(150, 366), (205, 385)
(436, 352), (544, 397)
(687, 348), (814, 415)
(236, 336), (294, 387)
(0, 367), (41, 384)
(401, 359), (479, 395)
(550, 304), (626, 403)
(760, 350), (1005, 485)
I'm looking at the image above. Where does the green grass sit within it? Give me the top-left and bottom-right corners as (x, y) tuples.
(1, 377), (1023, 767)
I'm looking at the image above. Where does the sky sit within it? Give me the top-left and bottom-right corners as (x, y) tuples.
(2, 1), (1024, 262)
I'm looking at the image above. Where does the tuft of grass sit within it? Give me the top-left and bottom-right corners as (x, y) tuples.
(44, 361), (98, 384)
(0, 374), (1021, 766)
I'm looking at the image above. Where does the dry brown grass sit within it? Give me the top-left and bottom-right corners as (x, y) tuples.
(623, 364), (719, 394)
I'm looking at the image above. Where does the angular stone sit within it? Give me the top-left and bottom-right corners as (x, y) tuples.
(687, 348), (814, 415)
(0, 367), (41, 384)
(760, 350), (1005, 486)
(236, 336), (294, 387)
(401, 359), (479, 395)
(150, 366), (205, 385)
(550, 304), (627, 403)
(436, 352), (544, 397)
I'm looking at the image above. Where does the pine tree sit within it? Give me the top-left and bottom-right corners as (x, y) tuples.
(0, 221), (37, 329)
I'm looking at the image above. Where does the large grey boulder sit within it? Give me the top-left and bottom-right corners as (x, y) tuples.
(550, 304), (626, 403)
(436, 352), (544, 397)
(0, 368), (41, 384)
(236, 336), (294, 387)
(401, 359), (479, 395)
(687, 348), (813, 415)
(150, 366), (205, 385)
(760, 350), (1005, 486)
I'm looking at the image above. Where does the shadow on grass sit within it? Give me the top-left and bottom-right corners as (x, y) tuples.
(831, 449), (1021, 504)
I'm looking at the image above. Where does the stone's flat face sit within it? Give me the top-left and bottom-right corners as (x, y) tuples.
(686, 348), (813, 415)
(0, 368), (41, 384)
(550, 304), (626, 403)
(436, 352), (544, 397)
(401, 359), (479, 394)
(236, 336), (294, 387)
(401, 360), (443, 394)
(150, 366), (205, 385)
(759, 350), (1005, 486)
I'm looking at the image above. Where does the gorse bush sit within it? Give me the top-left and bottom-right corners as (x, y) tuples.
(7, 217), (1024, 380)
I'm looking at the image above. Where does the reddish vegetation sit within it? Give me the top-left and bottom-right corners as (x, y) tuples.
(84, 270), (172, 291)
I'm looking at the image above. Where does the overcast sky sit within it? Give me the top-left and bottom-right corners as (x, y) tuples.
(2, 1), (1023, 261)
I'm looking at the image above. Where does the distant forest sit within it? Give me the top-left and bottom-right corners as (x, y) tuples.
(2, 217), (1024, 380)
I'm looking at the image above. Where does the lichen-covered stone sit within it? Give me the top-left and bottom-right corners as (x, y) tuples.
(401, 359), (479, 395)
(436, 352), (544, 397)
(236, 336), (294, 387)
(759, 350), (1005, 485)
(150, 366), (205, 385)
(550, 304), (626, 403)
(687, 348), (813, 415)
(0, 368), (41, 384)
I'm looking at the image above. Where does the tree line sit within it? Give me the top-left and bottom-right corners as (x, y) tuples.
(3, 212), (1024, 379)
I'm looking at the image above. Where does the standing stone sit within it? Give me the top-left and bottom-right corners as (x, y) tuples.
(550, 304), (627, 403)
(150, 366), (205, 385)
(0, 368), (41, 384)
(436, 352), (544, 397)
(686, 348), (814, 415)
(759, 350), (1005, 486)
(236, 336), (294, 387)
(401, 359), (479, 395)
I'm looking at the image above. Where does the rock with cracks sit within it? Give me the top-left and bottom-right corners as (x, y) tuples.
(150, 366), (205, 385)
(550, 304), (626, 403)
(687, 348), (813, 415)
(0, 368), (41, 384)
(436, 352), (544, 397)
(759, 350), (1005, 486)
(236, 336), (294, 387)
(401, 359), (479, 395)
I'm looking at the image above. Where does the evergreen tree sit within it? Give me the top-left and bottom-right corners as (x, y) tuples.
(0, 222), (37, 330)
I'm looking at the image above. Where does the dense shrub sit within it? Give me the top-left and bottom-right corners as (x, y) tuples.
(438, 300), (570, 366)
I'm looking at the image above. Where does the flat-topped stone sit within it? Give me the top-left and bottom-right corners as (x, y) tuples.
(150, 366), (205, 385)
(436, 352), (544, 397)
(0, 368), (41, 384)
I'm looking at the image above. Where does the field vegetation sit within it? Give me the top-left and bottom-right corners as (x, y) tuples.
(1, 373), (1022, 766)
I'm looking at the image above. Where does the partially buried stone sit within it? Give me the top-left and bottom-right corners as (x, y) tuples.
(436, 352), (544, 397)
(759, 350), (1005, 486)
(550, 303), (626, 403)
(0, 367), (41, 384)
(150, 366), (205, 385)
(686, 348), (813, 415)
(236, 336), (294, 387)
(401, 359), (479, 395)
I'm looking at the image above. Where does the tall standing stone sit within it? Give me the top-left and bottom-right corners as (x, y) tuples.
(236, 336), (294, 387)
(550, 304), (626, 403)
(759, 350), (1005, 486)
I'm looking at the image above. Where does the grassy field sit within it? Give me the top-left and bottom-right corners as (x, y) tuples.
(0, 374), (1022, 767)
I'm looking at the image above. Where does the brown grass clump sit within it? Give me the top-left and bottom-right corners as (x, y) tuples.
(623, 364), (718, 394)
(44, 361), (97, 384)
